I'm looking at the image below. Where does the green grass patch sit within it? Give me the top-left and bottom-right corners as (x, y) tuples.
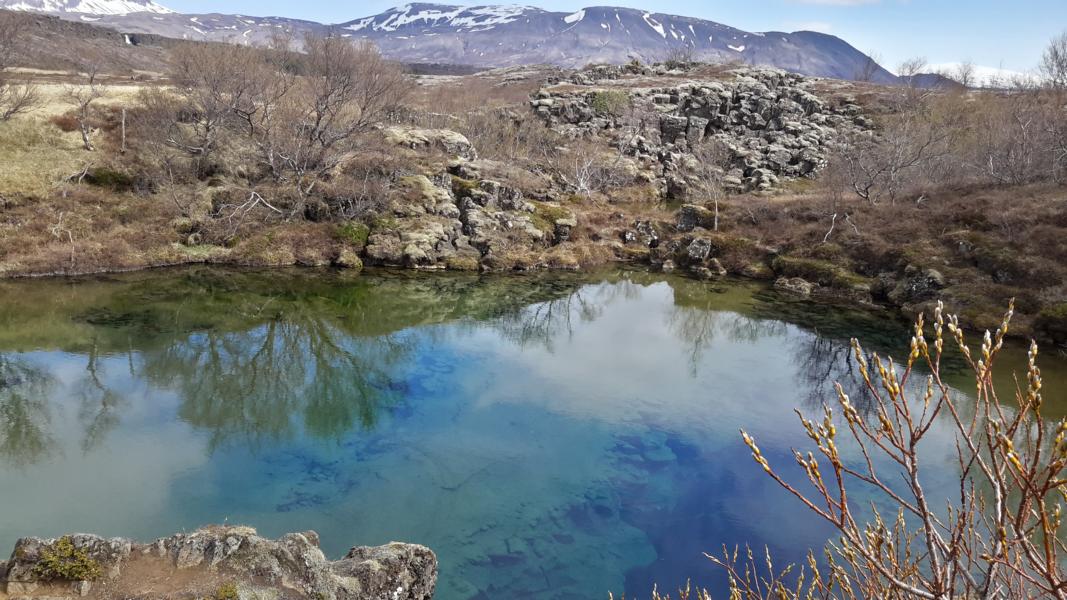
(335, 222), (371, 249)
(772, 255), (868, 289)
(530, 202), (573, 234)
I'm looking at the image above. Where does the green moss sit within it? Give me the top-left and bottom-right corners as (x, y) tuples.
(1036, 303), (1067, 346)
(446, 256), (481, 271)
(84, 167), (135, 192)
(590, 90), (631, 117)
(215, 582), (240, 600)
(809, 243), (844, 262)
(33, 536), (103, 582)
(451, 176), (480, 199)
(370, 215), (400, 232)
(335, 222), (371, 249)
(530, 202), (573, 234)
(772, 255), (867, 289)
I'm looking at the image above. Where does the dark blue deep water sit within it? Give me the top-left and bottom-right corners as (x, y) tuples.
(0, 268), (1060, 599)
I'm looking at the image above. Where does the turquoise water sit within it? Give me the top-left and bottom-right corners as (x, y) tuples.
(0, 268), (1059, 599)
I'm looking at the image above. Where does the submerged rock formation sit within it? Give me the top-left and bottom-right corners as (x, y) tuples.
(0, 526), (436, 600)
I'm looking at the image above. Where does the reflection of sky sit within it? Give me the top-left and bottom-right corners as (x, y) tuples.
(0, 274), (1031, 600)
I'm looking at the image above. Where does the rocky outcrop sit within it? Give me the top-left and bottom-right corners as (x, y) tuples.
(533, 66), (869, 194)
(0, 527), (436, 600)
(383, 127), (477, 160)
(363, 163), (574, 271)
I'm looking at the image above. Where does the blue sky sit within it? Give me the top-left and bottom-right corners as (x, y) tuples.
(163, 1), (1066, 72)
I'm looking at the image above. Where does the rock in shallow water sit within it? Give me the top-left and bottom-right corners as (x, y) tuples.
(1, 526), (436, 600)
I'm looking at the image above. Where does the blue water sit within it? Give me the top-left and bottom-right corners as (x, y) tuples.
(0, 268), (1040, 599)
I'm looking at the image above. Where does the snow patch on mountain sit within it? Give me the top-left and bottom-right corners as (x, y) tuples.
(347, 4), (536, 32)
(0, 0), (173, 14)
(563, 9), (585, 24)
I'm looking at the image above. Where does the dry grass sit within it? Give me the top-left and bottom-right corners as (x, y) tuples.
(0, 117), (86, 198)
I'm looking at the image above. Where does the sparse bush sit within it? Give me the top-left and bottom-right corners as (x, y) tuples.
(49, 113), (80, 133)
(215, 581), (239, 600)
(33, 536), (103, 582)
(590, 90), (631, 117)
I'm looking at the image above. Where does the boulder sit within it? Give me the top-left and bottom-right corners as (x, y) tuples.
(675, 204), (715, 232)
(332, 543), (438, 600)
(384, 127), (477, 159)
(888, 266), (946, 304)
(775, 277), (817, 297)
(1, 528), (437, 600)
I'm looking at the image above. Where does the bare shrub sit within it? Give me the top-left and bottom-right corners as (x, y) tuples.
(663, 44), (696, 70)
(549, 136), (633, 197)
(716, 302), (1067, 599)
(0, 12), (40, 121)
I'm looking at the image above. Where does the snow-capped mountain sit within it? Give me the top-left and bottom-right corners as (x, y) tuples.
(0, 0), (172, 15)
(336, 4), (895, 81)
(0, 1), (895, 83)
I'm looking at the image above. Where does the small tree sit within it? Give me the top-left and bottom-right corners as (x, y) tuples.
(854, 51), (882, 83)
(65, 59), (104, 151)
(690, 138), (732, 231)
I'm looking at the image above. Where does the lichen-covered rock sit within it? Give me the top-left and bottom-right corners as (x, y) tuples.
(775, 277), (817, 296)
(888, 266), (946, 304)
(675, 205), (715, 233)
(1, 527), (436, 600)
(331, 543), (438, 600)
(384, 126), (477, 159)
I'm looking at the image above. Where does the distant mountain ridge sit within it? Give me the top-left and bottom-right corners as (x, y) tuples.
(0, 0), (898, 82)
(1, 0), (170, 15)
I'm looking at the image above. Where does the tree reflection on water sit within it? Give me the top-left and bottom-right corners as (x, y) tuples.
(0, 357), (54, 468)
(0, 268), (948, 466)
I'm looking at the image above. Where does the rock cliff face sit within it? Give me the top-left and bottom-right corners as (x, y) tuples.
(0, 527), (436, 600)
(533, 65), (870, 195)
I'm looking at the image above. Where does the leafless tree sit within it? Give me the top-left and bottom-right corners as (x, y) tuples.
(946, 60), (977, 88)
(65, 59), (104, 151)
(854, 50), (882, 83)
(0, 12), (40, 121)
(689, 138), (732, 231)
(162, 42), (285, 173)
(251, 35), (409, 216)
(1041, 31), (1067, 91)
(897, 56), (932, 108)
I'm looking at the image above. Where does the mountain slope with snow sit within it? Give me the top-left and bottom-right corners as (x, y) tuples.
(0, 1), (896, 82)
(0, 0), (172, 15)
(336, 4), (896, 81)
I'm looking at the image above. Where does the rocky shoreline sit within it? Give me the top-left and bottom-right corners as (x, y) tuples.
(0, 527), (436, 600)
